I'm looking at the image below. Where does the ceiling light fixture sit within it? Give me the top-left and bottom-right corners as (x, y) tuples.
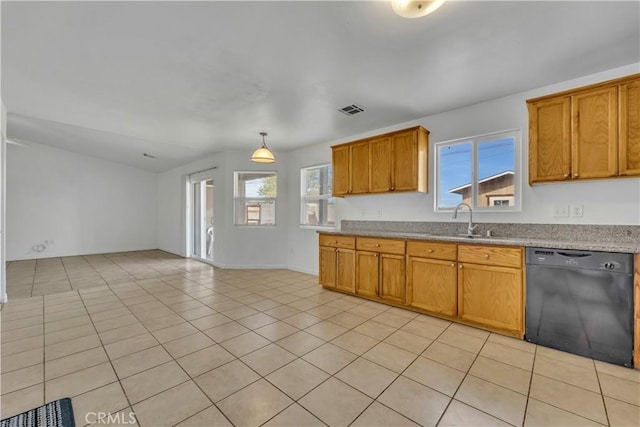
(251, 132), (275, 163)
(391, 0), (446, 18)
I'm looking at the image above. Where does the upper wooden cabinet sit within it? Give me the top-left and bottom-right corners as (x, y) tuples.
(332, 126), (429, 196)
(527, 73), (640, 184)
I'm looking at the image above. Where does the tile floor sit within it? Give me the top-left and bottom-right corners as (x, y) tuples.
(1, 250), (639, 426)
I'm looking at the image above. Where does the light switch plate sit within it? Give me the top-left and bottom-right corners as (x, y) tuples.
(571, 205), (584, 217)
(553, 205), (569, 218)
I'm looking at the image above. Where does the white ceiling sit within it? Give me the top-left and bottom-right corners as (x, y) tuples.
(2, 1), (639, 172)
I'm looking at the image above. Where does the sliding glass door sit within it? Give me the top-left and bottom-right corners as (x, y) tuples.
(191, 178), (214, 261)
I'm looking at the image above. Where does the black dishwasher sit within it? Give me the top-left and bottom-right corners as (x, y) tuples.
(525, 247), (634, 367)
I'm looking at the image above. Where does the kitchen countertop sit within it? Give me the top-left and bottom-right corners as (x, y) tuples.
(320, 229), (640, 254)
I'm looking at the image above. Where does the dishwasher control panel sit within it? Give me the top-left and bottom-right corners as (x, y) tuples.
(526, 248), (633, 274)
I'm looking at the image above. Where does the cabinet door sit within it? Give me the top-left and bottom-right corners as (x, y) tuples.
(356, 251), (379, 298)
(528, 97), (571, 183)
(369, 137), (393, 193)
(350, 142), (370, 194)
(336, 249), (355, 293)
(572, 86), (618, 179)
(407, 257), (457, 316)
(319, 246), (337, 288)
(379, 254), (405, 304)
(392, 130), (418, 191)
(619, 78), (640, 176)
(458, 263), (523, 334)
(332, 146), (350, 196)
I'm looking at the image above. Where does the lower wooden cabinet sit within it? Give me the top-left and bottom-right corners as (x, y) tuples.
(458, 263), (523, 333)
(407, 257), (457, 316)
(320, 234), (525, 337)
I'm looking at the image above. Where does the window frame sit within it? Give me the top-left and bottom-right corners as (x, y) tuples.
(300, 163), (336, 230)
(233, 171), (278, 227)
(434, 129), (521, 213)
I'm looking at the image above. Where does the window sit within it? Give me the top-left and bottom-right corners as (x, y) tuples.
(301, 164), (335, 228)
(234, 171), (277, 225)
(435, 130), (520, 211)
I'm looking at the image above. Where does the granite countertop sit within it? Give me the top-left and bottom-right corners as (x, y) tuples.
(321, 229), (640, 254)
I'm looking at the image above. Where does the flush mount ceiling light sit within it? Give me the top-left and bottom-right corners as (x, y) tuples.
(392, 0), (447, 18)
(251, 132), (275, 163)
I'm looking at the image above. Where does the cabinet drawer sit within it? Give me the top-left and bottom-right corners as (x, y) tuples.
(407, 241), (457, 261)
(458, 245), (523, 268)
(357, 237), (406, 255)
(319, 234), (355, 249)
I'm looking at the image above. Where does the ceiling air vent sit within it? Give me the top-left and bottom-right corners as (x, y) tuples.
(338, 104), (364, 116)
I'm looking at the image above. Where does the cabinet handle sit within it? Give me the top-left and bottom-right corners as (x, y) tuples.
(375, 244), (380, 247)
(459, 264), (463, 269)
(485, 254), (490, 259)
(374, 254), (378, 258)
(563, 173), (569, 178)
(428, 249), (433, 253)
(451, 263), (455, 267)
(390, 186), (395, 191)
(574, 173), (579, 177)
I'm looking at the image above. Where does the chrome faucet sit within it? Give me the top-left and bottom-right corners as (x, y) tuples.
(452, 202), (478, 238)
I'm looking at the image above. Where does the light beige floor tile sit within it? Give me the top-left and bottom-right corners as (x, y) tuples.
(121, 361), (189, 403)
(383, 329), (433, 355)
(299, 377), (372, 426)
(1, 363), (43, 394)
(604, 396), (640, 427)
(535, 346), (594, 370)
(403, 356), (465, 397)
(72, 382), (129, 426)
(132, 381), (211, 427)
(533, 354), (599, 393)
(0, 383), (44, 419)
(336, 357), (398, 398)
(1, 348), (43, 373)
(111, 345), (173, 379)
(194, 359), (260, 402)
(180, 306), (218, 321)
(98, 323), (147, 345)
(378, 376), (450, 426)
(176, 405), (232, 427)
(45, 315), (92, 333)
(303, 343), (357, 375)
(221, 305), (259, 320)
(354, 320), (398, 340)
(400, 318), (447, 340)
(471, 355), (531, 395)
(189, 313), (232, 331)
(45, 347), (108, 380)
(529, 373), (607, 425)
(331, 330), (379, 355)
(362, 342), (416, 373)
(488, 333), (536, 354)
(151, 322), (198, 343)
(45, 362), (117, 401)
(479, 341), (535, 371)
(218, 379), (293, 426)
(595, 360), (640, 383)
(262, 403), (324, 427)
(163, 332), (215, 358)
(141, 313), (185, 332)
(254, 321), (299, 341)
(266, 358), (329, 400)
(220, 331), (270, 357)
(455, 375), (527, 426)
(236, 312), (278, 329)
(599, 372), (640, 406)
(524, 398), (603, 426)
(439, 399), (511, 427)
(204, 322), (250, 342)
(276, 331), (325, 356)
(447, 322), (491, 340)
(3, 336), (43, 357)
(104, 333), (158, 360)
(1, 324), (43, 343)
(1, 315), (42, 332)
(304, 320), (348, 341)
(239, 343), (297, 376)
(351, 401), (420, 427)
(177, 344), (235, 377)
(283, 312), (322, 329)
(437, 329), (486, 354)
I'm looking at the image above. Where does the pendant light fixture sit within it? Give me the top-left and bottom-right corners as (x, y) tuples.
(251, 132), (275, 163)
(391, 0), (446, 18)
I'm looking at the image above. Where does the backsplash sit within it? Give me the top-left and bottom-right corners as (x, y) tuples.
(341, 220), (640, 244)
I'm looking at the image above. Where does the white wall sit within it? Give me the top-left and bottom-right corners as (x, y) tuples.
(1, 103), (7, 302)
(285, 63), (640, 274)
(6, 141), (158, 260)
(157, 150), (289, 269)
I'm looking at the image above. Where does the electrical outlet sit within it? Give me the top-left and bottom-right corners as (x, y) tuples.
(553, 205), (569, 218)
(571, 205), (584, 217)
(359, 208), (365, 217)
(377, 209), (382, 217)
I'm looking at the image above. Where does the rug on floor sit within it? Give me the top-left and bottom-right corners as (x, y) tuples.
(0, 398), (75, 427)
